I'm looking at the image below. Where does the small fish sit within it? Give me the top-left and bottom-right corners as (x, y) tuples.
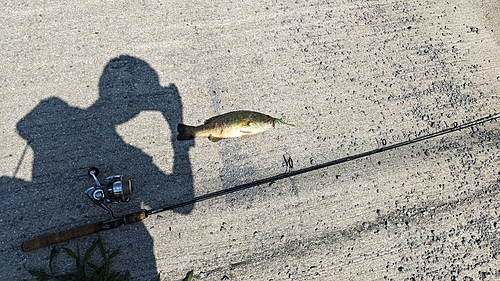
(177, 110), (295, 142)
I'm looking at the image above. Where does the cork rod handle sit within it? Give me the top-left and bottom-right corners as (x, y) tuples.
(21, 222), (101, 252)
(21, 211), (147, 252)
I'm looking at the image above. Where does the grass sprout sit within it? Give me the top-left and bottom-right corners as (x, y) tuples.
(24, 238), (130, 281)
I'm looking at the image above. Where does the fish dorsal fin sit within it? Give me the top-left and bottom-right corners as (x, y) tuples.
(208, 135), (223, 142)
(204, 111), (232, 124)
(204, 116), (217, 124)
(237, 119), (251, 127)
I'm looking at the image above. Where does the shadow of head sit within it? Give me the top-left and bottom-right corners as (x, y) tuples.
(93, 55), (184, 130)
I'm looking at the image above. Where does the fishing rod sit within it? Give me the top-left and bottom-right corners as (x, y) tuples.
(21, 113), (499, 252)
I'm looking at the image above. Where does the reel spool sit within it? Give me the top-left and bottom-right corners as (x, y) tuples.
(85, 167), (132, 218)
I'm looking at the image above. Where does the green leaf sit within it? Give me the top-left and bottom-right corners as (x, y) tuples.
(184, 270), (194, 281)
(63, 247), (79, 261)
(67, 244), (86, 280)
(84, 238), (99, 263)
(58, 272), (80, 281)
(25, 268), (52, 280)
(87, 262), (99, 271)
(103, 260), (111, 279)
(76, 243), (81, 260)
(49, 247), (57, 274)
(92, 269), (99, 281)
(109, 248), (120, 260)
(107, 273), (118, 281)
(97, 238), (106, 259)
(108, 272), (125, 281)
(23, 264), (51, 281)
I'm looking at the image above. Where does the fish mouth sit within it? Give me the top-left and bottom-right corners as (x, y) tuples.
(269, 118), (277, 127)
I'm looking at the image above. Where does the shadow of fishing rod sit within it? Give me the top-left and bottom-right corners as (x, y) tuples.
(22, 113), (499, 251)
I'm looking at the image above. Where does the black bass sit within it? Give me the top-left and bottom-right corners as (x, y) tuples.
(177, 110), (295, 142)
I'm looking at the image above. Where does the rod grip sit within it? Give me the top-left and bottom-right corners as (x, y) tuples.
(21, 222), (100, 252)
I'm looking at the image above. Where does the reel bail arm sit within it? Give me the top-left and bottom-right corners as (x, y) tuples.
(85, 167), (133, 218)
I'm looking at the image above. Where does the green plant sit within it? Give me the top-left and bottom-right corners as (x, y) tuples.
(182, 270), (193, 281)
(25, 238), (130, 281)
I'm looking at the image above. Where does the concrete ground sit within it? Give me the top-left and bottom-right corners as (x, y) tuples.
(2, 0), (500, 280)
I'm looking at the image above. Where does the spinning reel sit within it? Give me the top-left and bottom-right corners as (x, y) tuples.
(85, 167), (133, 218)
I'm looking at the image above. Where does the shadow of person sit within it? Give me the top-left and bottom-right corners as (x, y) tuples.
(5, 55), (194, 280)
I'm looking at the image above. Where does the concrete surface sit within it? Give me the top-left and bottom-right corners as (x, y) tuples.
(1, 0), (500, 280)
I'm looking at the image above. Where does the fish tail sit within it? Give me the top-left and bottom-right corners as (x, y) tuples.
(177, 124), (197, 140)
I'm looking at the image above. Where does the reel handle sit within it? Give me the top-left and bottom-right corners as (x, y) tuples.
(21, 222), (100, 252)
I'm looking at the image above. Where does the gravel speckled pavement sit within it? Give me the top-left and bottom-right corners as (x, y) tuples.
(2, 0), (500, 280)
